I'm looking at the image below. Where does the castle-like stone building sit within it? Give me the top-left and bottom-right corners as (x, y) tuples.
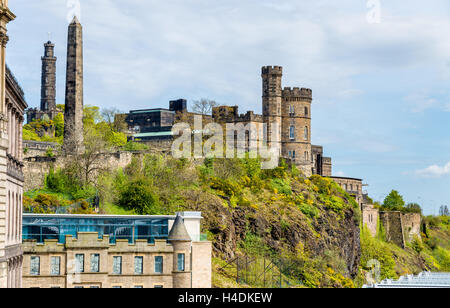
(0, 0), (27, 288)
(125, 66), (333, 177)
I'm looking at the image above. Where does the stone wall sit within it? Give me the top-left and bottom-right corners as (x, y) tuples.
(23, 151), (135, 191)
(379, 211), (421, 248)
(401, 213), (422, 243)
(362, 204), (379, 237)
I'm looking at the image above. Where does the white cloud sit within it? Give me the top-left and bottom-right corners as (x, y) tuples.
(416, 162), (450, 178)
(335, 171), (346, 177)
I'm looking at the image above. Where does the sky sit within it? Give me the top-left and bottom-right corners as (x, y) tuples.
(6, 0), (450, 215)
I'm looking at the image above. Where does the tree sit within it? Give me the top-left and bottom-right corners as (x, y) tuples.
(101, 107), (127, 132)
(440, 205), (449, 217)
(119, 179), (160, 215)
(383, 190), (405, 211)
(405, 203), (422, 214)
(53, 113), (64, 138)
(192, 98), (218, 115)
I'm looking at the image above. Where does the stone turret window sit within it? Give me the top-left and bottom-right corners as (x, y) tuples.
(305, 107), (309, 116)
(289, 105), (295, 116)
(304, 127), (309, 141)
(290, 126), (295, 140)
(177, 253), (185, 272)
(305, 151), (309, 161)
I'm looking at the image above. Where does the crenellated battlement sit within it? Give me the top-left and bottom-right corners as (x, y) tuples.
(235, 111), (263, 123)
(262, 66), (283, 75)
(282, 87), (312, 100)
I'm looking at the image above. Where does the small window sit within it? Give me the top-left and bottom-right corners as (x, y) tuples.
(304, 127), (309, 141)
(91, 254), (100, 273)
(305, 107), (309, 116)
(112, 286), (122, 289)
(292, 151), (296, 159)
(134, 286), (144, 289)
(30, 256), (40, 276)
(135, 256), (143, 275)
(51, 256), (60, 276)
(304, 151), (309, 161)
(154, 285), (164, 289)
(289, 126), (295, 140)
(177, 254), (185, 272)
(75, 254), (84, 273)
(155, 256), (163, 274)
(113, 256), (122, 275)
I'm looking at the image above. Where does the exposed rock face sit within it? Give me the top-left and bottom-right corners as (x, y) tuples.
(183, 189), (362, 278)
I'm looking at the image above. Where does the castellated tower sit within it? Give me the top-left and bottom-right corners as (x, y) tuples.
(40, 41), (57, 112)
(262, 66), (283, 154)
(281, 87), (313, 176)
(63, 17), (84, 154)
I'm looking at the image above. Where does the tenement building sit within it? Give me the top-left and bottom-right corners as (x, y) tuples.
(1, 0), (27, 288)
(22, 212), (212, 288)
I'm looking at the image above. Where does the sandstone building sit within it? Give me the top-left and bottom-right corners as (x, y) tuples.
(22, 212), (212, 288)
(0, 0), (27, 288)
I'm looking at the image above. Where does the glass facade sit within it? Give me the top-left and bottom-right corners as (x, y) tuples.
(23, 215), (169, 244)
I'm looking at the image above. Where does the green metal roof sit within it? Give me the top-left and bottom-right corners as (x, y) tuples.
(133, 131), (174, 138)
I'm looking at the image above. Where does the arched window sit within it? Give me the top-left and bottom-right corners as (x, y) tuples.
(305, 107), (309, 116)
(290, 126), (295, 140)
(304, 151), (309, 161)
(304, 126), (308, 141)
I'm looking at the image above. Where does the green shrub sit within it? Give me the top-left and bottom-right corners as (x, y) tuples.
(271, 178), (292, 195)
(119, 179), (160, 215)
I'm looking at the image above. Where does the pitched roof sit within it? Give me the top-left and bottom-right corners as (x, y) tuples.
(168, 215), (191, 242)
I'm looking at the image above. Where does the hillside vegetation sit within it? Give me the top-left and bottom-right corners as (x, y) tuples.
(23, 152), (450, 287)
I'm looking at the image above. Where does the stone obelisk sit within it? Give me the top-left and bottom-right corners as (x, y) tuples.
(63, 16), (84, 154)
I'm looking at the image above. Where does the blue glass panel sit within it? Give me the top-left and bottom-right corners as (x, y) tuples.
(22, 216), (169, 244)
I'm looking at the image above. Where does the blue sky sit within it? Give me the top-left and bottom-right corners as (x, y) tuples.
(6, 0), (450, 215)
